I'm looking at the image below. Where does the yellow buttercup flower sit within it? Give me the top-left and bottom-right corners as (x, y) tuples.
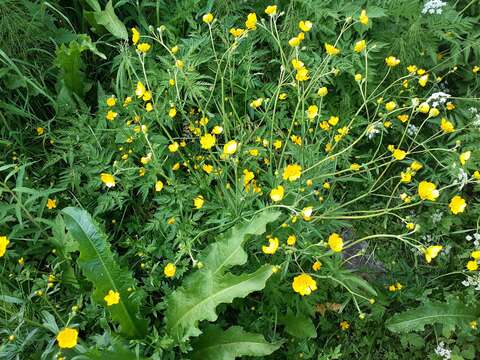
(417, 102), (430, 113)
(292, 273), (317, 296)
(301, 206), (313, 221)
(245, 13), (257, 30)
(145, 102), (153, 112)
(328, 233), (343, 252)
(171, 45), (179, 54)
(287, 235), (296, 246)
(385, 56), (400, 67)
(299, 20), (313, 32)
(289, 36), (301, 47)
(428, 108), (439, 117)
(106, 110), (117, 121)
(410, 161), (423, 171)
(175, 59), (184, 69)
(155, 180), (164, 192)
(418, 181), (439, 201)
(243, 169), (255, 187)
(142, 91), (152, 102)
(359, 9), (369, 25)
(474, 171), (480, 180)
(400, 171), (412, 183)
(354, 40), (366, 53)
(325, 43), (340, 56)
(466, 260), (478, 271)
(0, 236), (9, 257)
(418, 74), (429, 87)
(449, 195), (466, 215)
(100, 173), (115, 188)
(265, 5), (277, 16)
(36, 127), (44, 135)
(123, 96), (132, 107)
(471, 251), (480, 260)
(230, 28), (245, 38)
(283, 164), (302, 182)
(136, 81), (146, 98)
(440, 118), (455, 133)
(397, 114), (409, 123)
(312, 261), (322, 271)
(164, 263), (176, 277)
(106, 96), (116, 107)
(168, 107), (177, 118)
(459, 151), (471, 166)
(295, 67), (309, 81)
(202, 13), (214, 24)
(200, 133), (216, 150)
(270, 185), (284, 202)
(350, 163), (361, 171)
(291, 59), (304, 70)
(424, 245), (442, 263)
(250, 97), (264, 108)
(194, 195), (204, 209)
(223, 140), (238, 155)
(306, 105), (318, 119)
(407, 65), (417, 73)
(392, 148), (407, 161)
(56, 328), (78, 349)
(104, 290), (120, 306)
(262, 237), (279, 255)
(47, 199), (57, 209)
(212, 125), (223, 134)
(168, 142), (179, 153)
(131, 27), (140, 45)
(385, 101), (396, 112)
(354, 73), (363, 81)
(137, 43), (151, 53)
(317, 87), (328, 96)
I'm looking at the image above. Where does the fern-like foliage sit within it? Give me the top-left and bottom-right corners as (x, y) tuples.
(62, 207), (148, 339)
(165, 210), (281, 343)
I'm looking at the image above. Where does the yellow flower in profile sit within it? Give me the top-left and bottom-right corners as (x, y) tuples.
(418, 181), (439, 201)
(200, 133), (216, 150)
(410, 161), (423, 171)
(265, 5), (277, 16)
(0, 236), (9, 258)
(359, 9), (369, 25)
(155, 180), (164, 192)
(417, 102), (430, 113)
(142, 91), (152, 102)
(397, 114), (409, 123)
(168, 142), (179, 153)
(292, 273), (317, 296)
(175, 59), (184, 69)
(202, 13), (214, 24)
(273, 139), (282, 150)
(350, 163), (361, 171)
(424, 245), (442, 263)
(171, 45), (179, 54)
(466, 260), (478, 271)
(400, 171), (412, 183)
(100, 173), (115, 188)
(136, 81), (146, 98)
(137, 43), (151, 53)
(164, 263), (176, 277)
(325, 43), (340, 56)
(106, 110), (118, 121)
(317, 87), (328, 96)
(262, 237), (279, 255)
(47, 199), (57, 209)
(270, 185), (284, 202)
(407, 65), (417, 73)
(104, 290), (120, 306)
(291, 59), (304, 70)
(295, 67), (309, 81)
(202, 164), (214, 174)
(312, 261), (322, 271)
(418, 74), (429, 87)
(243, 169), (255, 187)
(250, 98), (264, 108)
(449, 195), (466, 215)
(459, 151), (471, 166)
(56, 328), (78, 349)
(212, 125), (223, 135)
(106, 96), (116, 107)
(428, 108), (439, 117)
(440, 118), (455, 133)
(131, 27), (140, 45)
(223, 140), (238, 155)
(328, 233), (343, 252)
(287, 235), (296, 246)
(471, 251), (480, 260)
(141, 153), (152, 165)
(193, 195), (204, 209)
(169, 107), (177, 118)
(230, 28), (245, 38)
(474, 170), (480, 180)
(385, 56), (400, 67)
(306, 105), (318, 119)
(301, 206), (313, 221)
(145, 102), (153, 112)
(354, 40), (366, 53)
(245, 12), (257, 30)
(299, 20), (313, 32)
(288, 36), (301, 47)
(392, 149), (407, 161)
(283, 164), (302, 182)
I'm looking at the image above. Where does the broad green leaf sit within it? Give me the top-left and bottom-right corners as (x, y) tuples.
(386, 300), (480, 333)
(201, 210), (281, 272)
(62, 207), (147, 338)
(166, 210), (280, 343)
(336, 272), (377, 297)
(167, 265), (275, 342)
(280, 313), (317, 338)
(93, 1), (128, 40)
(191, 326), (281, 360)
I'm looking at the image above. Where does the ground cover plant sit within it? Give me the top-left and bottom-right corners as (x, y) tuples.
(1, 0), (480, 359)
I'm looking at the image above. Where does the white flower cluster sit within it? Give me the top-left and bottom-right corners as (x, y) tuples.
(422, 0), (447, 15)
(466, 232), (480, 247)
(367, 123), (380, 139)
(431, 210), (443, 224)
(434, 341), (451, 359)
(426, 91), (451, 107)
(407, 124), (418, 136)
(469, 107), (480, 127)
(462, 274), (480, 290)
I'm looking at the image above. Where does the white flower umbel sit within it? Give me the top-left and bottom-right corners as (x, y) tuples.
(434, 341), (451, 360)
(422, 0), (447, 15)
(407, 124), (418, 136)
(426, 91), (451, 108)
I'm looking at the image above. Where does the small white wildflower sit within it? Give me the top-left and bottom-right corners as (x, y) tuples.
(434, 341), (451, 360)
(407, 124), (418, 136)
(422, 0), (447, 15)
(426, 91), (451, 107)
(431, 210), (443, 224)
